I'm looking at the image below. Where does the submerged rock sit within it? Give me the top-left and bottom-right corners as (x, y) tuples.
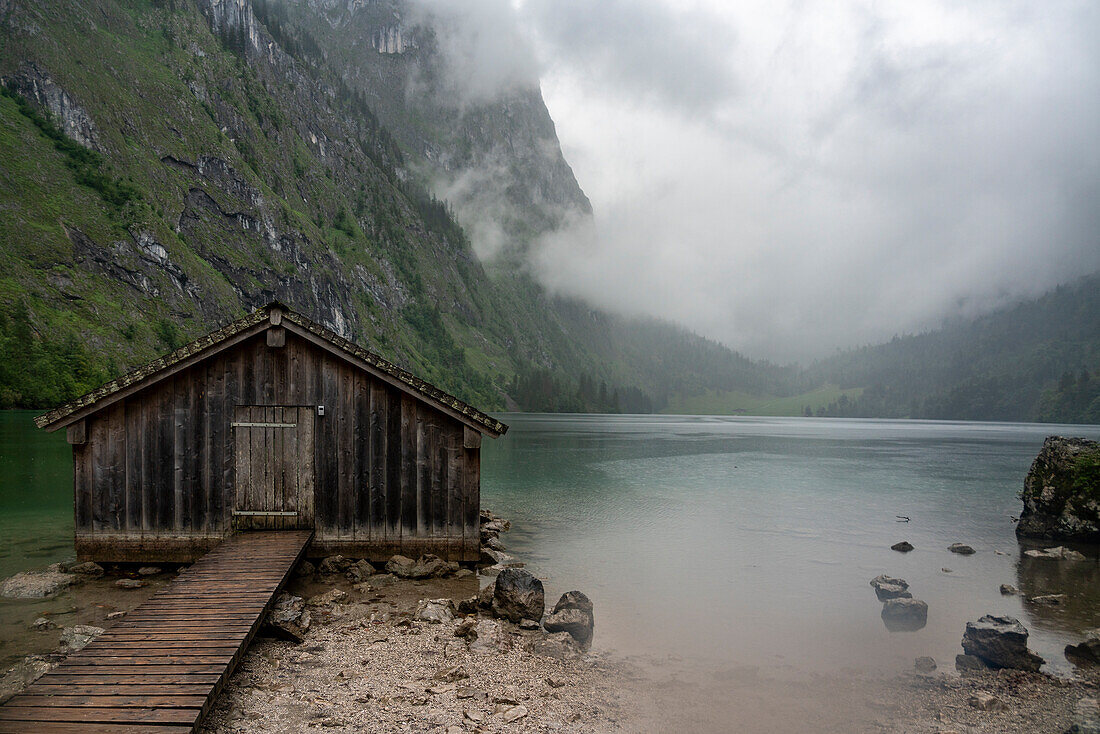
(1024, 546), (1087, 561)
(1017, 436), (1100, 542)
(387, 554), (452, 579)
(68, 562), (104, 577)
(307, 588), (349, 607)
(948, 543), (976, 555)
(1000, 584), (1019, 595)
(914, 656), (937, 674)
(1066, 630), (1100, 667)
(492, 568), (545, 623)
(881, 598), (928, 632)
(961, 614), (1044, 672)
(115, 578), (145, 589)
(543, 591), (594, 648)
(891, 541), (914, 552)
(0, 570), (76, 599)
(1030, 594), (1067, 606)
(137, 566), (162, 576)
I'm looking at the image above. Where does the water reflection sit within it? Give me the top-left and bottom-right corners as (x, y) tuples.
(1015, 547), (1100, 636)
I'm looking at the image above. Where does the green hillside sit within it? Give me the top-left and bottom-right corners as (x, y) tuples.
(0, 0), (786, 413)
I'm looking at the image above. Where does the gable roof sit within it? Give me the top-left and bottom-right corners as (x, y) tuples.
(34, 302), (508, 437)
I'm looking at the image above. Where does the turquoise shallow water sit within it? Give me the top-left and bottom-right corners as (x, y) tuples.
(481, 414), (1100, 674)
(2, 410), (1099, 674)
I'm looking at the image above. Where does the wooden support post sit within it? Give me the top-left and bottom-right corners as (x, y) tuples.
(66, 419), (87, 445)
(463, 426), (481, 449)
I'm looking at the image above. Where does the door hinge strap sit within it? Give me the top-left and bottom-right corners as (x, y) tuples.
(232, 511), (299, 517)
(231, 422), (297, 428)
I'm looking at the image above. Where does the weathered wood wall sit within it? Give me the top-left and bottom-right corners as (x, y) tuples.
(72, 332), (480, 562)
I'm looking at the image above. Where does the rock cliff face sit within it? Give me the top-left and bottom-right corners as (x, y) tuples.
(1017, 437), (1100, 542)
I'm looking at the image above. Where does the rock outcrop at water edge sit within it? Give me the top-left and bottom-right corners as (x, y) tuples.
(1017, 437), (1100, 542)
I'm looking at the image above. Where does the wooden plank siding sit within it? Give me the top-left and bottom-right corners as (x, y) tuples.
(74, 332), (480, 563)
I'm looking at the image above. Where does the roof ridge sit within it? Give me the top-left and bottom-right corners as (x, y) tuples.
(34, 303), (507, 436)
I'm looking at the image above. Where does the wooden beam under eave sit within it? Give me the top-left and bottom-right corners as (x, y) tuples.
(66, 420), (86, 445)
(463, 426), (482, 449)
(267, 326), (286, 348)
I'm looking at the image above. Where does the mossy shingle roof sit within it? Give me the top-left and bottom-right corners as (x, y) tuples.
(34, 302), (508, 437)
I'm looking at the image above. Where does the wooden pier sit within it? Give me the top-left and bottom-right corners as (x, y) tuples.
(0, 530), (312, 733)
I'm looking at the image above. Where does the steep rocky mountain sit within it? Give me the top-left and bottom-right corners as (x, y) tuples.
(0, 0), (783, 410)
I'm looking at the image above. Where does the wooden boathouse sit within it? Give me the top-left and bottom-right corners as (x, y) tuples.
(34, 302), (507, 563)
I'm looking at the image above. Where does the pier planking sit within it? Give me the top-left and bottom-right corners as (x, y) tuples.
(0, 530), (311, 732)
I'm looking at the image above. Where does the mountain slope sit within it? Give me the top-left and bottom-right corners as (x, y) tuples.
(0, 0), (785, 412)
(804, 273), (1100, 422)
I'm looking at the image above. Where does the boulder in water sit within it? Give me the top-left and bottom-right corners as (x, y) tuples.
(1017, 436), (1100, 542)
(948, 543), (976, 555)
(960, 614), (1044, 672)
(543, 591), (595, 648)
(891, 541), (914, 552)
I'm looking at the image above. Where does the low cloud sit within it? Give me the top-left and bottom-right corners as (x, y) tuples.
(406, 0), (541, 106)
(404, 0), (1100, 362)
(525, 0), (1100, 361)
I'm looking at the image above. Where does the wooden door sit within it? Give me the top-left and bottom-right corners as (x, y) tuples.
(232, 406), (315, 530)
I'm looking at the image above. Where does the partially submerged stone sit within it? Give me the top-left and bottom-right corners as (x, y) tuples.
(68, 562), (104, 577)
(115, 578), (145, 590)
(1024, 546), (1087, 561)
(891, 541), (914, 552)
(543, 590), (594, 648)
(319, 555), (352, 575)
(1066, 630), (1100, 667)
(0, 570), (76, 599)
(948, 543), (976, 555)
(961, 614), (1044, 672)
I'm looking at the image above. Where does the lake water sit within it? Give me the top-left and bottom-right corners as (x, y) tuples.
(481, 414), (1100, 675)
(2, 410), (1099, 677)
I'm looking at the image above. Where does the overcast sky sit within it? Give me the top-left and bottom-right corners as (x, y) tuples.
(421, 0), (1100, 362)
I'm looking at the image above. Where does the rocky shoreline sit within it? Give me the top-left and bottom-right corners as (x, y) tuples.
(3, 503), (1100, 732)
